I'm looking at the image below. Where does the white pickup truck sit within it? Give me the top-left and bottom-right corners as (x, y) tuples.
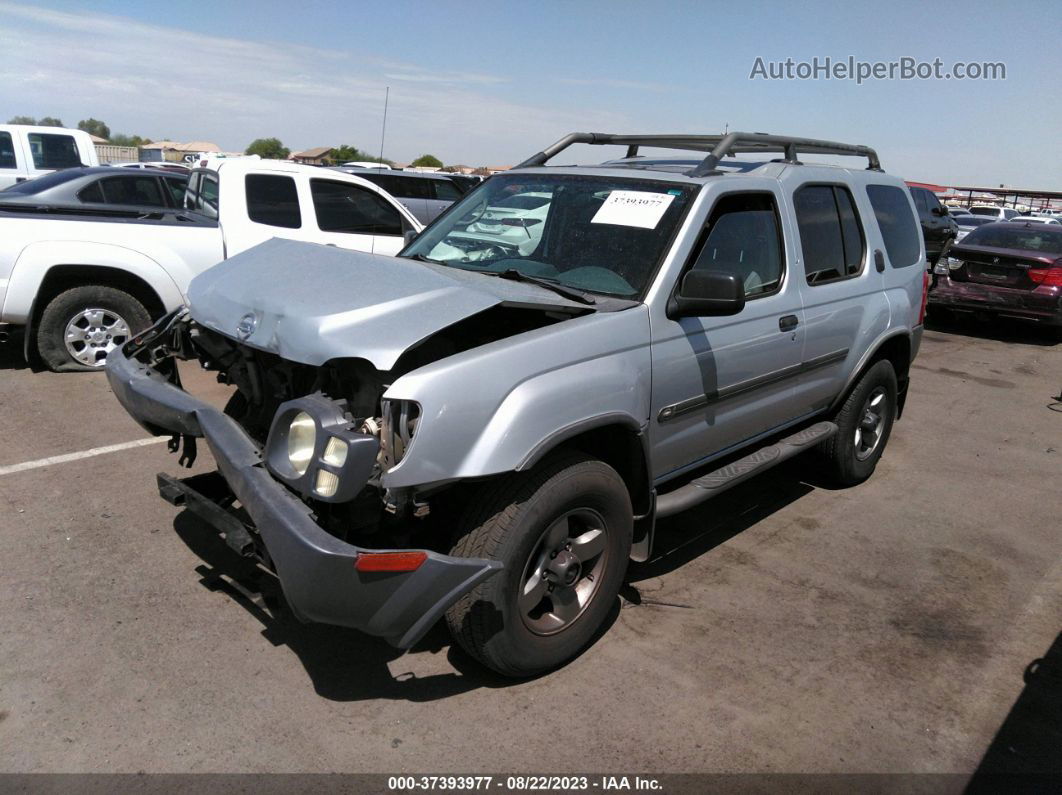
(0, 159), (422, 371)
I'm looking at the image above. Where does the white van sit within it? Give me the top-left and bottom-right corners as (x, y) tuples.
(0, 125), (99, 189)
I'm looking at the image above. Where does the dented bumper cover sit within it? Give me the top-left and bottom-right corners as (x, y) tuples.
(105, 319), (501, 649)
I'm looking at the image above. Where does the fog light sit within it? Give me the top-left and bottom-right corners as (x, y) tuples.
(323, 437), (348, 467)
(315, 469), (340, 498)
(287, 411), (316, 476)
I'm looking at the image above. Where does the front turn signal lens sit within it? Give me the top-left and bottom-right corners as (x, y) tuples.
(354, 551), (428, 573)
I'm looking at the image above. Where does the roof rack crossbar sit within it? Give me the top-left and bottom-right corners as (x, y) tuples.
(513, 132), (881, 175)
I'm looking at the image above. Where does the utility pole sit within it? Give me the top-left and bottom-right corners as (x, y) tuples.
(378, 86), (390, 164)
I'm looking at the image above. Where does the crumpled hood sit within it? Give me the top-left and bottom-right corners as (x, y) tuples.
(187, 238), (586, 369)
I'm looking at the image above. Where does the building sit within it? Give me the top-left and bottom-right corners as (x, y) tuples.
(140, 140), (222, 163)
(290, 147), (334, 165)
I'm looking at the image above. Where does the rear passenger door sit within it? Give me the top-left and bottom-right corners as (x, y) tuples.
(649, 189), (807, 481)
(789, 182), (888, 413)
(425, 177), (463, 223)
(309, 178), (411, 254)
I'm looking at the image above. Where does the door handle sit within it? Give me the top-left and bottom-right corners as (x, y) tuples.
(874, 249), (886, 272)
(778, 314), (799, 331)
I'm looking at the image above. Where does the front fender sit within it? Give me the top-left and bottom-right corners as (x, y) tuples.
(380, 307), (653, 488)
(1, 241), (185, 323)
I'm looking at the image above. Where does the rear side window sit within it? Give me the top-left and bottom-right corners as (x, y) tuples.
(77, 181), (105, 203)
(866, 185), (921, 268)
(28, 133), (82, 169)
(794, 184), (865, 285)
(688, 192), (784, 298)
(96, 176), (166, 207)
(310, 179), (404, 235)
(164, 177), (187, 206)
(0, 132), (15, 169)
(246, 174), (301, 228)
(910, 187), (929, 216)
(432, 179), (463, 201)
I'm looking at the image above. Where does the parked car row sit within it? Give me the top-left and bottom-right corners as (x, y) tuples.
(0, 158), (422, 370)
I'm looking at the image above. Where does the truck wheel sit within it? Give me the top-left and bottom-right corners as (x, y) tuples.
(37, 286), (151, 372)
(819, 359), (897, 487)
(446, 453), (632, 677)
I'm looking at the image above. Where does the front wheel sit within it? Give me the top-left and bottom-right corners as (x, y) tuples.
(36, 285), (151, 372)
(446, 453), (632, 677)
(818, 359), (897, 486)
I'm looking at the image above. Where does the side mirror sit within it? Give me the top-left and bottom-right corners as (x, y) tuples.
(667, 270), (745, 319)
(931, 205), (948, 217)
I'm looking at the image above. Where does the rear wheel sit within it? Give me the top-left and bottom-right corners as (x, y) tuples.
(819, 359), (897, 486)
(446, 453), (632, 677)
(37, 285), (151, 372)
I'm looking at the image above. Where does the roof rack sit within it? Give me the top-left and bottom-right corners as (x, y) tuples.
(514, 132), (881, 176)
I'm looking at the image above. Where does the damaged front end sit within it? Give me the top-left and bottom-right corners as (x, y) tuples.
(105, 309), (501, 648)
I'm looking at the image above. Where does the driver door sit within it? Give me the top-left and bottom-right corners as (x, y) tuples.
(649, 189), (807, 483)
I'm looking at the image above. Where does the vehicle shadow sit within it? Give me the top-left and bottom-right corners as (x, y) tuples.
(171, 510), (620, 700)
(0, 330), (32, 371)
(925, 310), (1059, 347)
(626, 457), (818, 585)
(966, 630), (1062, 790)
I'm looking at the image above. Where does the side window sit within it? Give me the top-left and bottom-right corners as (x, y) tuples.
(98, 176), (166, 207)
(183, 172), (199, 210)
(866, 184), (922, 268)
(27, 133), (82, 169)
(245, 174), (300, 228)
(310, 179), (404, 236)
(922, 190), (942, 215)
(164, 177), (186, 206)
(0, 132), (16, 168)
(431, 179), (463, 202)
(77, 180), (106, 203)
(197, 175), (219, 218)
(910, 187), (929, 216)
(794, 184), (865, 285)
(688, 193), (784, 298)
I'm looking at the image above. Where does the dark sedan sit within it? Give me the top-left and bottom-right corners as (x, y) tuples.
(0, 166), (188, 210)
(929, 221), (1062, 330)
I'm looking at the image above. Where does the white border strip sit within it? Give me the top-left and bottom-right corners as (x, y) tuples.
(0, 437), (168, 477)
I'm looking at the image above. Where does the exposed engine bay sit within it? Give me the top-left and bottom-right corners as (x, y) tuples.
(166, 303), (580, 546)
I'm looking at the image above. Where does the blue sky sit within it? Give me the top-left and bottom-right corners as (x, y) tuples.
(1, 0), (1059, 187)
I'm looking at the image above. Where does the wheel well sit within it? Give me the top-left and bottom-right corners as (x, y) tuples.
(554, 424), (652, 517)
(869, 333), (911, 386)
(34, 265), (167, 324)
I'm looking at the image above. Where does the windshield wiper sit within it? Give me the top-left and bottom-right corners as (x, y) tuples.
(495, 269), (596, 305)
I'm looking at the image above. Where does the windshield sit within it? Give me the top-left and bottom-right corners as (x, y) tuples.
(962, 224), (1062, 255)
(400, 173), (697, 298)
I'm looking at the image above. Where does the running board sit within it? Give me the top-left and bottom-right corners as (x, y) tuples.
(655, 421), (838, 519)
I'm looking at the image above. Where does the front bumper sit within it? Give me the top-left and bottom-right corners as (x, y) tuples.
(929, 276), (1062, 326)
(105, 327), (501, 649)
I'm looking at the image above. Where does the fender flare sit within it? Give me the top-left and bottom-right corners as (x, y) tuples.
(828, 328), (913, 413)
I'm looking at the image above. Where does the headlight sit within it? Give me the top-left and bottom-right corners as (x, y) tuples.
(264, 395), (380, 502)
(947, 257), (963, 270)
(287, 411), (316, 475)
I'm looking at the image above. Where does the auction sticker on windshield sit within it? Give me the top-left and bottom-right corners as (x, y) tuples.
(591, 190), (675, 229)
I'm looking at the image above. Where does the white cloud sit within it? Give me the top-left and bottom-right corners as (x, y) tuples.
(0, 1), (632, 164)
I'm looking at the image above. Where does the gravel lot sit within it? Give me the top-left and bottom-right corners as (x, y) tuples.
(1, 315), (1059, 776)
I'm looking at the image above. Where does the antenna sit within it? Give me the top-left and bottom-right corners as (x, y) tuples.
(378, 85), (390, 165)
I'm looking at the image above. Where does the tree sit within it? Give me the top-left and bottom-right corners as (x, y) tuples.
(37, 117), (65, 127)
(245, 137), (290, 160)
(110, 133), (153, 148)
(7, 115), (36, 125)
(411, 154), (443, 168)
(78, 118), (111, 140)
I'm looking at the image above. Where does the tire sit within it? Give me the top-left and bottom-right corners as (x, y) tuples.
(36, 285), (151, 372)
(819, 359), (898, 487)
(446, 453), (632, 677)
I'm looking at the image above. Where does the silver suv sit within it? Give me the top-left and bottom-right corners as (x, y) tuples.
(108, 132), (929, 676)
